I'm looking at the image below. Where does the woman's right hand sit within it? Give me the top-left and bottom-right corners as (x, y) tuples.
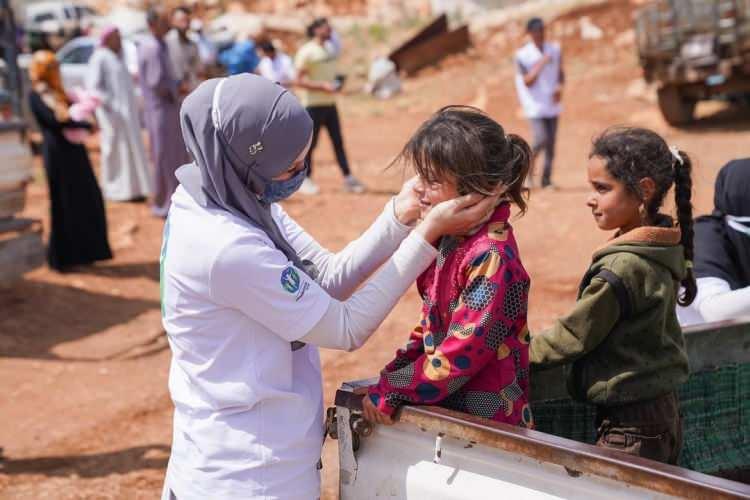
(415, 193), (500, 244)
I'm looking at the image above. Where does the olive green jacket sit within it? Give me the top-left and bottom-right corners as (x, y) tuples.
(530, 226), (690, 406)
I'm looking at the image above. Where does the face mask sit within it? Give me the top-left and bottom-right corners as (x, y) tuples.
(726, 215), (750, 237)
(262, 162), (308, 203)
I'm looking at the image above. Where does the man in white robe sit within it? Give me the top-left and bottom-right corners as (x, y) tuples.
(87, 26), (152, 202)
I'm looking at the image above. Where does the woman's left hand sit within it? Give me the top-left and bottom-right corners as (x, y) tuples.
(393, 176), (422, 226)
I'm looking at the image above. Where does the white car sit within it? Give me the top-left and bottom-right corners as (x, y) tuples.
(56, 36), (140, 93)
(24, 2), (99, 39)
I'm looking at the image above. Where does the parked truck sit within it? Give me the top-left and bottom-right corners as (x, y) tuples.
(635, 0), (750, 125)
(329, 319), (750, 498)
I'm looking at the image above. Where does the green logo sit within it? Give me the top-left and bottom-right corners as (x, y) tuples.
(281, 267), (300, 294)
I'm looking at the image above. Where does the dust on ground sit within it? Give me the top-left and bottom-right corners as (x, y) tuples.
(2, 1), (750, 498)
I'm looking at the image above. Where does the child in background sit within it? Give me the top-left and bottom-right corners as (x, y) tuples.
(364, 106), (535, 428)
(530, 127), (695, 464)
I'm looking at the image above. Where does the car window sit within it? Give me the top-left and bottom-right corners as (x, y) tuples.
(75, 6), (96, 17)
(60, 45), (94, 65)
(32, 13), (56, 23)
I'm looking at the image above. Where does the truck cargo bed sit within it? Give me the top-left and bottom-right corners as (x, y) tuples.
(332, 320), (750, 498)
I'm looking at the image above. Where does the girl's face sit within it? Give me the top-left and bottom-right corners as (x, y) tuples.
(415, 175), (459, 219)
(586, 157), (643, 233)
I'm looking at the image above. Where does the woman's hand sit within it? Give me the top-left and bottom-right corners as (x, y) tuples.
(393, 176), (421, 226)
(415, 192), (501, 244)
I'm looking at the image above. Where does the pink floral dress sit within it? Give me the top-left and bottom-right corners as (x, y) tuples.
(368, 203), (533, 426)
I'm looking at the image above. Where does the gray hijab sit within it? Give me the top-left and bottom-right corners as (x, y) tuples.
(177, 74), (313, 270)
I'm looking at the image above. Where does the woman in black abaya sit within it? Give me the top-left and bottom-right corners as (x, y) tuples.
(28, 50), (112, 271)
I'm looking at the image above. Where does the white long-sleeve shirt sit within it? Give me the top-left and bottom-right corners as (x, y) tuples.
(160, 186), (436, 500)
(677, 277), (750, 327)
(257, 54), (296, 86)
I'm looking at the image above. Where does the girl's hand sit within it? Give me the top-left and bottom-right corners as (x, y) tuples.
(393, 176), (421, 226)
(415, 192), (500, 244)
(361, 393), (394, 425)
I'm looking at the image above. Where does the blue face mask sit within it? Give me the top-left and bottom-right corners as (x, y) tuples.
(262, 162), (308, 203)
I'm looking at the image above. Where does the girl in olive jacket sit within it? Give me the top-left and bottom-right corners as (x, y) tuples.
(530, 127), (696, 465)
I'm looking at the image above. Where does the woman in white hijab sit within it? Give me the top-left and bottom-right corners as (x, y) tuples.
(160, 74), (499, 499)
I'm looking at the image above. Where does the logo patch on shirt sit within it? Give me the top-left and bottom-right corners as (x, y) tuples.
(281, 267), (301, 294)
(248, 142), (264, 156)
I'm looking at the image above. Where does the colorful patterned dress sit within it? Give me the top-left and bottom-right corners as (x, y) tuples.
(368, 203), (533, 426)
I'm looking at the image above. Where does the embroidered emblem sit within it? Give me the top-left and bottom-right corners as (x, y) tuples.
(249, 142), (264, 156)
(280, 267), (300, 294)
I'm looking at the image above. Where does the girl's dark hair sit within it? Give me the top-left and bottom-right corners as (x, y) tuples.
(395, 105), (532, 214)
(590, 127), (696, 306)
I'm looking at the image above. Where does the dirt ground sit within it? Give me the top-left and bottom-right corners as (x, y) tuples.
(2, 1), (749, 498)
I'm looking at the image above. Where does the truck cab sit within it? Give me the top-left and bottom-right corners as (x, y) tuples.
(635, 0), (750, 125)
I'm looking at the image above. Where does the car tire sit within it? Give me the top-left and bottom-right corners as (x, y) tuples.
(657, 85), (696, 126)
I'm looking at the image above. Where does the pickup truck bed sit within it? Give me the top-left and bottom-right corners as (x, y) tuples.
(332, 319), (750, 498)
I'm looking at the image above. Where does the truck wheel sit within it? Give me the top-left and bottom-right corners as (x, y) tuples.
(657, 86), (696, 126)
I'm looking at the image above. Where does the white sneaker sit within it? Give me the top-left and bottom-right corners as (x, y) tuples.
(344, 175), (366, 194)
(298, 177), (320, 195)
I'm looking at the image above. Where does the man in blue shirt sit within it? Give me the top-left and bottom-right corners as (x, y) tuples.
(219, 34), (260, 75)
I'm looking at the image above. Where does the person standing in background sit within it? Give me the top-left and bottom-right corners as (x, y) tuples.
(295, 17), (364, 195)
(28, 51), (112, 271)
(139, 7), (189, 218)
(514, 17), (564, 189)
(87, 26), (151, 202)
(166, 6), (201, 95)
(219, 31), (260, 76)
(257, 41), (295, 86)
(190, 18), (217, 69)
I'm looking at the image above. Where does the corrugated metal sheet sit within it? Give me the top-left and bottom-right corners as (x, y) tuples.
(388, 14), (471, 75)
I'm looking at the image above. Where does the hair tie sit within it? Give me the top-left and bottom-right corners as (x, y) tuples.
(669, 145), (683, 166)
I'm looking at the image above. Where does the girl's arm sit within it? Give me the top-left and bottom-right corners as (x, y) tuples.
(529, 277), (620, 367)
(380, 315), (427, 374)
(276, 197), (413, 300)
(367, 248), (525, 417)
